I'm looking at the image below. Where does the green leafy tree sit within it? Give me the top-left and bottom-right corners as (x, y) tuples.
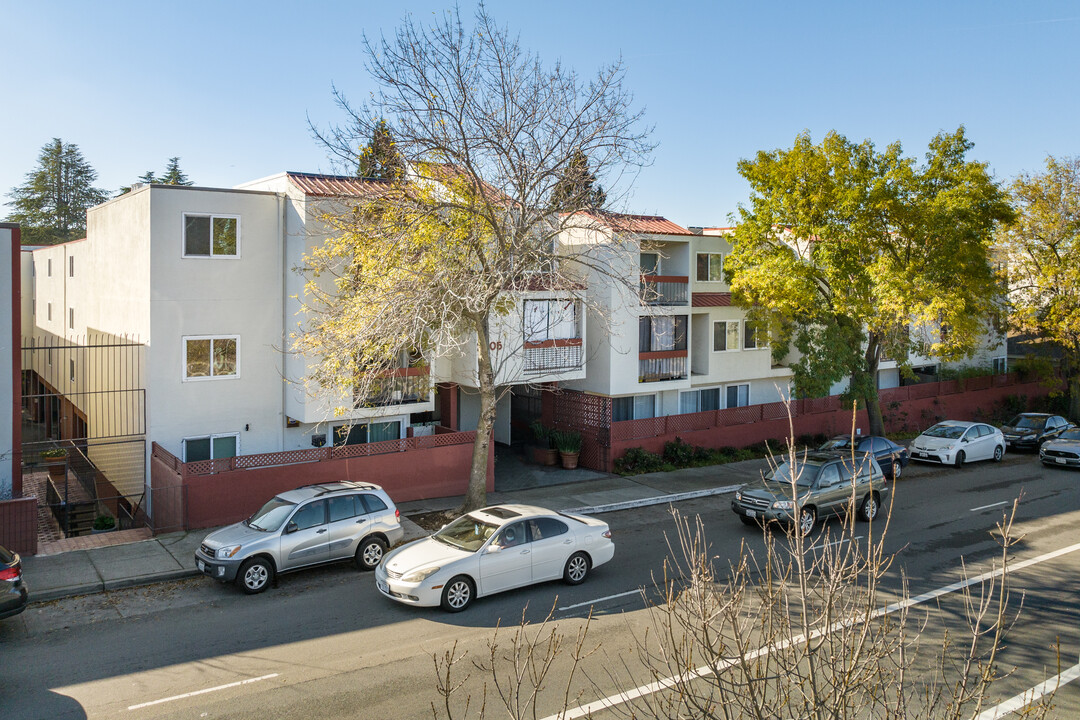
(6, 138), (109, 245)
(1000, 155), (1080, 417)
(357, 120), (405, 180)
(728, 128), (1014, 435)
(551, 148), (606, 210)
(305, 6), (652, 511)
(160, 157), (193, 186)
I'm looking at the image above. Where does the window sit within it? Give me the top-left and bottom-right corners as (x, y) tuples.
(361, 494), (388, 513)
(817, 464), (841, 487)
(69, 359), (76, 383)
(333, 420), (401, 446)
(69, 256), (74, 277)
(744, 321), (763, 349)
(713, 320), (740, 352)
(47, 258), (52, 277)
(524, 300), (579, 342)
(47, 302), (52, 321)
(183, 433), (238, 461)
(329, 495), (362, 523)
(495, 521), (527, 548)
(69, 308), (74, 330)
(613, 394), (656, 421)
(640, 252), (659, 275)
(680, 388), (721, 414)
(696, 253), (723, 282)
(992, 357), (1007, 374)
(291, 501), (327, 531)
(639, 315), (687, 352)
(183, 213), (239, 257)
(725, 384), (749, 408)
(529, 518), (568, 540)
(184, 336), (239, 379)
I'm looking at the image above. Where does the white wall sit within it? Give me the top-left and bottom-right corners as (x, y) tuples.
(0, 226), (14, 498)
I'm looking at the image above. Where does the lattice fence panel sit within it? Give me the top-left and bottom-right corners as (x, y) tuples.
(235, 448), (329, 469)
(666, 411), (714, 434)
(718, 405), (760, 426)
(551, 390), (612, 471)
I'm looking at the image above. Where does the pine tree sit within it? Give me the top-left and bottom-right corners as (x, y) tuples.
(551, 149), (606, 210)
(357, 120), (405, 180)
(5, 138), (109, 245)
(160, 157), (193, 186)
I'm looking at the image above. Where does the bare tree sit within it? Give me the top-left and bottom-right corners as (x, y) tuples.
(429, 410), (1054, 719)
(302, 5), (653, 510)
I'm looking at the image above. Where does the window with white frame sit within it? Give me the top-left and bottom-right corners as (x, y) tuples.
(639, 315), (687, 352)
(992, 357), (1007, 374)
(725, 383), (750, 408)
(613, 394), (656, 422)
(523, 299), (579, 342)
(183, 433), (239, 462)
(184, 336), (239, 380)
(713, 320), (740, 352)
(695, 253), (723, 282)
(69, 256), (74, 277)
(680, 388), (721, 414)
(183, 213), (239, 257)
(744, 320), (765, 349)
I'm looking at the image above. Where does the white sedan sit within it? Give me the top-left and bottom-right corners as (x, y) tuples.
(909, 420), (1005, 468)
(375, 504), (615, 612)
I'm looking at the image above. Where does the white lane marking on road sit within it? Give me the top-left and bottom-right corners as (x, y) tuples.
(823, 535), (863, 548)
(543, 541), (1080, 720)
(127, 673), (279, 711)
(970, 501), (1010, 512)
(559, 589), (643, 612)
(564, 485), (742, 515)
(974, 662), (1080, 720)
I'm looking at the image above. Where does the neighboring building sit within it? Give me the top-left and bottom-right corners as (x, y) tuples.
(1, 224), (19, 500)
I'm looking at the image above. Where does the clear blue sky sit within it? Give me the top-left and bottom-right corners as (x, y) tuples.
(2, 1), (1077, 228)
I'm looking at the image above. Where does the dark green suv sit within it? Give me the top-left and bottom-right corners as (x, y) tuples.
(731, 450), (889, 536)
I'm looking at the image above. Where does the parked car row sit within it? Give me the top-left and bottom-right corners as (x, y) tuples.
(193, 480), (615, 613)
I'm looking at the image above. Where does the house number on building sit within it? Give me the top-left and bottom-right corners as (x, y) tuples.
(489, 341), (503, 351)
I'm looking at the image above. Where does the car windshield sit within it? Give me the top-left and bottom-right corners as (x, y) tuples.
(1006, 415), (1045, 430)
(246, 497), (296, 532)
(923, 424), (967, 439)
(433, 515), (499, 552)
(764, 461), (821, 488)
(1057, 429), (1080, 441)
(819, 437), (854, 450)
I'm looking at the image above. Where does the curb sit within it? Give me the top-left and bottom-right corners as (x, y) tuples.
(30, 569), (201, 604)
(565, 484), (741, 515)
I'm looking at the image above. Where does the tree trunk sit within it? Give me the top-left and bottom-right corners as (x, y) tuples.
(461, 316), (496, 513)
(861, 332), (885, 437)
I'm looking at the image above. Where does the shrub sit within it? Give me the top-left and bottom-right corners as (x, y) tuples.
(41, 448), (68, 459)
(93, 515), (115, 531)
(663, 437), (696, 466)
(552, 430), (582, 454)
(529, 420), (553, 448)
(615, 447), (664, 475)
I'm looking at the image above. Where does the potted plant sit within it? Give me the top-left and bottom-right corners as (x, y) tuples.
(529, 421), (559, 466)
(42, 448), (68, 479)
(553, 430), (583, 469)
(92, 514), (116, 533)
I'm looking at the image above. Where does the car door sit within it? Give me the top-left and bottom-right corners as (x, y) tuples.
(326, 494), (363, 560)
(866, 438), (892, 476)
(527, 517), (575, 582)
(278, 499), (330, 570)
(478, 521), (533, 595)
(360, 493), (394, 536)
(813, 463), (848, 517)
(978, 424), (997, 460)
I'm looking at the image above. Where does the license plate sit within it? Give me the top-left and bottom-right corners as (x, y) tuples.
(745, 509), (757, 518)
(1057, 458), (1067, 464)
(377, 579), (389, 594)
(197, 559), (205, 572)
(917, 452), (928, 458)
(1005, 440), (1012, 446)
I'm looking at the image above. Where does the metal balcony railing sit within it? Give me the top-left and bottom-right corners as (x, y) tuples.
(354, 368), (431, 406)
(523, 338), (584, 374)
(640, 275), (689, 306)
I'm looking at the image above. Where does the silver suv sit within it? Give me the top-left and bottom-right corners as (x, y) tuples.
(195, 481), (404, 594)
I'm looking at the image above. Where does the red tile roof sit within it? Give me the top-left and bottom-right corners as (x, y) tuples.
(286, 172), (391, 198)
(692, 292), (732, 307)
(577, 212), (693, 236)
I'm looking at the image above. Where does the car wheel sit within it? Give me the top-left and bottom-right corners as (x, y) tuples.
(356, 537), (388, 571)
(564, 552), (591, 585)
(992, 445), (1004, 462)
(891, 461), (903, 480)
(858, 493), (880, 521)
(797, 507), (816, 537)
(954, 450), (966, 468)
(441, 575), (474, 612)
(236, 557), (273, 595)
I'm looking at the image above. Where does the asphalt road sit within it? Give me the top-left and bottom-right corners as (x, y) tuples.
(1, 453), (1078, 719)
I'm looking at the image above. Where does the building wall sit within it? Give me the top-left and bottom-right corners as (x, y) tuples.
(0, 225), (17, 498)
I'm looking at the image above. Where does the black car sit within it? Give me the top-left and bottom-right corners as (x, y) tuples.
(818, 435), (910, 479)
(999, 413), (1073, 451)
(0, 544), (29, 620)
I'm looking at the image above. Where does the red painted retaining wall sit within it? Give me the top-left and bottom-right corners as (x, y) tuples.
(0, 497), (37, 555)
(609, 377), (1057, 471)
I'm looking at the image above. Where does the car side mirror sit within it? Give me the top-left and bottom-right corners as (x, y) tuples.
(284, 521), (298, 534)
(487, 544), (502, 553)
(961, 437), (969, 443)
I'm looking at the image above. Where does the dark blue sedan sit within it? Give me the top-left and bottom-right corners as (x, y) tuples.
(819, 435), (910, 479)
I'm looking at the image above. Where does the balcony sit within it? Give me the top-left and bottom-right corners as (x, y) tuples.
(354, 367), (431, 407)
(523, 338), (583, 374)
(640, 275), (689, 305)
(638, 351), (687, 382)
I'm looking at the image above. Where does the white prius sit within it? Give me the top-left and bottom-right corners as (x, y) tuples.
(375, 504), (614, 612)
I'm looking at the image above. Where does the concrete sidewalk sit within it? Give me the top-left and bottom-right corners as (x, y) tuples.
(20, 458), (771, 604)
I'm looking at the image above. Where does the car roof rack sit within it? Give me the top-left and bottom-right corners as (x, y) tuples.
(294, 481), (378, 497)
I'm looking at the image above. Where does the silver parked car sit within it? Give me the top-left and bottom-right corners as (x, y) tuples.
(195, 481), (403, 594)
(909, 420), (1005, 468)
(1039, 427), (1080, 469)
